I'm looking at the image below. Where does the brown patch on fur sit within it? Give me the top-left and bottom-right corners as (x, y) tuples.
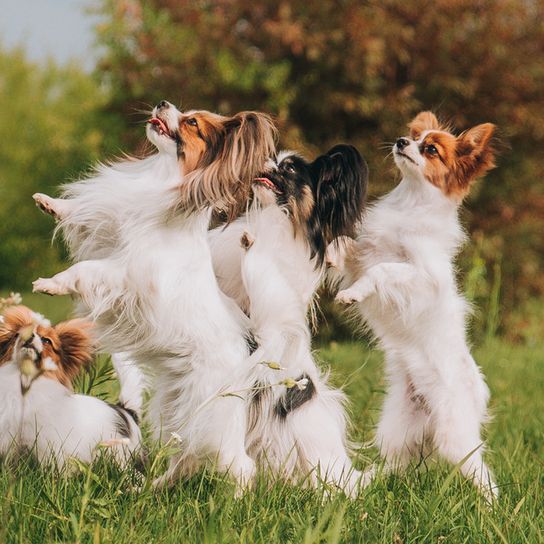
(0, 305), (94, 388)
(240, 231), (255, 250)
(408, 111), (443, 140)
(0, 305), (33, 362)
(420, 123), (496, 200)
(289, 184), (315, 236)
(177, 111), (277, 222)
(177, 111), (226, 175)
(53, 319), (94, 386)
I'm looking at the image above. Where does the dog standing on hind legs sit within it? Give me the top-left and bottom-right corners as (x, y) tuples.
(33, 100), (277, 493)
(333, 112), (498, 499)
(212, 145), (368, 495)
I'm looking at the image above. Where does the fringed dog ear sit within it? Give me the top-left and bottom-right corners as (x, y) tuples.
(307, 144), (368, 266)
(449, 123), (497, 197)
(179, 112), (277, 221)
(0, 305), (34, 364)
(55, 319), (94, 384)
(408, 111), (442, 140)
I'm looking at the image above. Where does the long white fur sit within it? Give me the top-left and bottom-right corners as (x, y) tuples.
(333, 135), (496, 498)
(0, 338), (141, 468)
(33, 106), (258, 490)
(111, 352), (147, 418)
(209, 185), (361, 495)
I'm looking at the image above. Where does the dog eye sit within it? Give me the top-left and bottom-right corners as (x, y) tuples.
(425, 144), (438, 156)
(186, 118), (198, 127)
(284, 163), (296, 174)
(41, 337), (52, 346)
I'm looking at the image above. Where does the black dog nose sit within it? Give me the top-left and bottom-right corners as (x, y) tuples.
(396, 138), (410, 150)
(157, 100), (170, 110)
(23, 335), (35, 348)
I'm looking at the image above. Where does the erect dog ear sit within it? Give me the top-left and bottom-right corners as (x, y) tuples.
(307, 144), (368, 265)
(55, 319), (94, 383)
(450, 123), (497, 196)
(408, 111), (442, 140)
(0, 305), (34, 364)
(180, 112), (277, 222)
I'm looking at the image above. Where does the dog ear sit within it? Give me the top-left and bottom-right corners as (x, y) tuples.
(0, 305), (34, 364)
(55, 319), (94, 383)
(180, 112), (277, 221)
(450, 123), (497, 195)
(307, 144), (368, 265)
(408, 111), (442, 140)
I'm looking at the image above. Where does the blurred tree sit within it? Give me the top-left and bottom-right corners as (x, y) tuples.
(95, 0), (544, 317)
(0, 47), (121, 289)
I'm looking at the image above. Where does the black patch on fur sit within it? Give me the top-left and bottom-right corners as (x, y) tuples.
(308, 144), (368, 265)
(259, 144), (368, 266)
(274, 373), (316, 419)
(119, 403), (140, 426)
(245, 330), (259, 355)
(109, 402), (137, 438)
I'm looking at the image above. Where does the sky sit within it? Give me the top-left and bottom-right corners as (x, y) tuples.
(0, 0), (98, 70)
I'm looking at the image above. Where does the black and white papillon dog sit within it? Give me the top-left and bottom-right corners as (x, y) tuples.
(210, 145), (368, 495)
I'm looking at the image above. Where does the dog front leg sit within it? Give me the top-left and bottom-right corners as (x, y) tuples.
(33, 260), (122, 302)
(240, 230), (303, 360)
(33, 193), (74, 221)
(336, 262), (419, 305)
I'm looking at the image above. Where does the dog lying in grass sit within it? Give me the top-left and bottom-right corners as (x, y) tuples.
(0, 305), (142, 468)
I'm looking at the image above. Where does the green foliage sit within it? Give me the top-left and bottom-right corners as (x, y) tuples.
(94, 0), (544, 319)
(0, 47), (120, 290)
(1, 337), (542, 543)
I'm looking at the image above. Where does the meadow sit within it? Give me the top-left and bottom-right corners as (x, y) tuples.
(0, 294), (542, 543)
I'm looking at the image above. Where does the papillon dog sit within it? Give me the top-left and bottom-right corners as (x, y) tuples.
(33, 101), (277, 490)
(0, 305), (141, 467)
(332, 112), (498, 498)
(209, 145), (368, 495)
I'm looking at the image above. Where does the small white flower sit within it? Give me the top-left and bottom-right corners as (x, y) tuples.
(295, 378), (309, 391)
(280, 377), (309, 390)
(31, 311), (51, 327)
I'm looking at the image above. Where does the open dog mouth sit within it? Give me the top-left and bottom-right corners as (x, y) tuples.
(395, 150), (417, 164)
(254, 177), (280, 193)
(148, 117), (174, 139)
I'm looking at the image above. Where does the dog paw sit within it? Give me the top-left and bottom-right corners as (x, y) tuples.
(33, 193), (61, 220)
(240, 231), (255, 250)
(335, 288), (362, 305)
(32, 278), (68, 296)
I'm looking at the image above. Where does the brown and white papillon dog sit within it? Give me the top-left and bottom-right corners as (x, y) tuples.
(209, 145), (368, 495)
(32, 101), (277, 491)
(0, 305), (141, 467)
(331, 112), (498, 499)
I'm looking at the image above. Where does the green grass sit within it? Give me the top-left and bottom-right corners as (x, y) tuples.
(1, 296), (543, 543)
